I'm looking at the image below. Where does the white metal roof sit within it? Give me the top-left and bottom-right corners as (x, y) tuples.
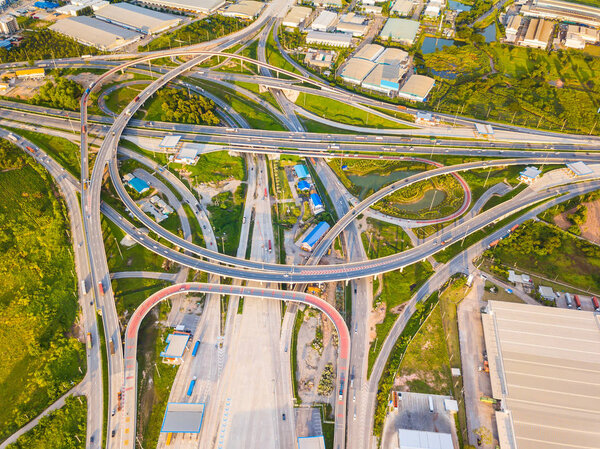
(482, 301), (600, 449)
(49, 16), (141, 50)
(221, 0), (264, 18)
(160, 135), (182, 148)
(311, 10), (337, 30)
(283, 5), (312, 26)
(138, 0), (225, 14)
(94, 2), (181, 34)
(297, 436), (326, 449)
(566, 161), (593, 176)
(354, 43), (384, 61)
(397, 429), (454, 449)
(341, 58), (376, 82)
(160, 332), (189, 358)
(161, 402), (205, 433)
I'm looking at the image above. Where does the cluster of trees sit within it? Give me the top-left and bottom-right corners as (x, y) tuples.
(159, 88), (219, 125)
(311, 325), (324, 354)
(374, 293), (438, 436)
(497, 221), (562, 256)
(0, 141), (84, 440)
(33, 78), (83, 111)
(206, 185), (246, 255)
(566, 204), (587, 235)
(317, 363), (335, 396)
(280, 29), (305, 51)
(0, 30), (100, 64)
(8, 396), (87, 449)
(140, 15), (247, 52)
(455, 0), (496, 25)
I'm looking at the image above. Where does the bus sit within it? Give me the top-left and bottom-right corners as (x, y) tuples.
(338, 374), (345, 401)
(192, 341), (200, 357)
(187, 377), (197, 396)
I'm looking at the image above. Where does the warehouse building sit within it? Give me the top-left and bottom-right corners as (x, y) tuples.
(306, 30), (352, 47)
(309, 193), (325, 214)
(354, 43), (385, 61)
(55, 0), (108, 16)
(341, 58), (377, 84)
(50, 16), (141, 51)
(336, 20), (368, 36)
(521, 0), (600, 28)
(0, 15), (18, 34)
(362, 63), (405, 95)
(482, 301), (600, 449)
(14, 68), (45, 79)
(301, 221), (330, 251)
(564, 24), (600, 49)
(94, 3), (181, 34)
(390, 0), (414, 16)
(221, 0), (264, 19)
(282, 6), (312, 28)
(138, 0), (226, 14)
(397, 429), (454, 449)
(379, 18), (420, 44)
(520, 17), (554, 49)
(312, 0), (343, 8)
(376, 46), (409, 65)
(397, 75), (434, 102)
(504, 14), (523, 43)
(294, 164), (310, 179)
(297, 436), (326, 449)
(310, 10), (337, 31)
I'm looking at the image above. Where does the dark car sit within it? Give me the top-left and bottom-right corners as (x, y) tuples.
(282, 413), (286, 421)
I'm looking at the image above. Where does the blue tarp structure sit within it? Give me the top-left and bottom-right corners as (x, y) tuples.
(297, 180), (311, 191)
(0, 40), (12, 50)
(34, 1), (59, 8)
(129, 177), (150, 193)
(294, 164), (310, 179)
(301, 221), (330, 251)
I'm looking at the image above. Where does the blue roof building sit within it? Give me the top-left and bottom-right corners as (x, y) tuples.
(294, 164), (310, 179)
(160, 332), (190, 359)
(0, 40), (12, 50)
(310, 193), (324, 214)
(298, 179), (311, 191)
(301, 221), (330, 251)
(34, 1), (59, 9)
(128, 177), (150, 194)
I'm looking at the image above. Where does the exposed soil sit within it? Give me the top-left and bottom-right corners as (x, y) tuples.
(67, 72), (100, 88)
(553, 207), (575, 231)
(580, 200), (600, 244)
(368, 301), (386, 343)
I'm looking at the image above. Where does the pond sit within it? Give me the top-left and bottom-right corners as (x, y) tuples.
(391, 188), (447, 213)
(429, 68), (458, 80)
(347, 170), (421, 199)
(479, 23), (497, 43)
(447, 0), (472, 11)
(421, 37), (458, 54)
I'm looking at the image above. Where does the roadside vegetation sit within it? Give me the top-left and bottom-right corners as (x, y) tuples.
(0, 140), (85, 442)
(141, 88), (219, 125)
(421, 43), (600, 134)
(139, 16), (249, 52)
(137, 302), (178, 449)
(4, 126), (83, 177)
(7, 396), (87, 449)
(364, 219), (434, 374)
(485, 219), (600, 292)
(111, 278), (170, 321)
(295, 93), (409, 129)
(183, 150), (245, 185)
(32, 78), (84, 111)
(207, 185), (246, 255)
(0, 29), (100, 64)
(103, 84), (146, 114)
(373, 292), (439, 437)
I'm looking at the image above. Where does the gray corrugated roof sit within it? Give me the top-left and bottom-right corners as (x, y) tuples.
(95, 2), (180, 34)
(483, 301), (600, 449)
(49, 16), (140, 50)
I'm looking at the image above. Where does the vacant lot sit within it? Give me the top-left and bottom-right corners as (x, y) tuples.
(0, 141), (85, 442)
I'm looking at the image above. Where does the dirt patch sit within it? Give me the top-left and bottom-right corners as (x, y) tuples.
(368, 301), (386, 343)
(580, 200), (600, 244)
(390, 302), (408, 315)
(67, 72), (100, 88)
(1, 78), (47, 99)
(553, 207), (575, 231)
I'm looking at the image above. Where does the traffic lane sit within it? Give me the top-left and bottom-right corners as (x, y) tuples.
(101, 179), (600, 283)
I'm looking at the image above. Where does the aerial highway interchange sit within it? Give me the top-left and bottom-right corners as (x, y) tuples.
(1, 2), (600, 449)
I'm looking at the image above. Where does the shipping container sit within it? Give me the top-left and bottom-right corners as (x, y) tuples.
(565, 293), (573, 308)
(592, 296), (599, 312)
(574, 295), (582, 310)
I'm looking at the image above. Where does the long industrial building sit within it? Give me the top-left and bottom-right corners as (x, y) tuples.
(138, 0), (226, 14)
(49, 16), (142, 51)
(521, 0), (600, 28)
(482, 301), (600, 449)
(94, 2), (181, 34)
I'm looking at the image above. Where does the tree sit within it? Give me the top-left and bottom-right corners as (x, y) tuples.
(33, 78), (83, 111)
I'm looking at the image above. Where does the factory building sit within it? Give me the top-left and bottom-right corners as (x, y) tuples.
(521, 0), (600, 28)
(379, 18), (420, 45)
(309, 193), (325, 214)
(138, 0), (226, 14)
(482, 301), (600, 449)
(310, 10), (337, 32)
(301, 221), (330, 251)
(520, 17), (554, 49)
(282, 6), (312, 28)
(94, 3), (181, 34)
(221, 0), (264, 19)
(340, 58), (377, 84)
(0, 15), (18, 34)
(390, 0), (415, 16)
(397, 75), (435, 102)
(50, 16), (142, 51)
(306, 30), (352, 47)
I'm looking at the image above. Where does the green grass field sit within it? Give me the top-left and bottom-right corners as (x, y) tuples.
(177, 150), (245, 185)
(103, 84), (146, 115)
(296, 93), (410, 129)
(4, 127), (82, 177)
(6, 396), (87, 449)
(0, 142), (85, 442)
(111, 278), (170, 319)
(396, 305), (452, 395)
(489, 220), (600, 292)
(207, 185), (246, 255)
